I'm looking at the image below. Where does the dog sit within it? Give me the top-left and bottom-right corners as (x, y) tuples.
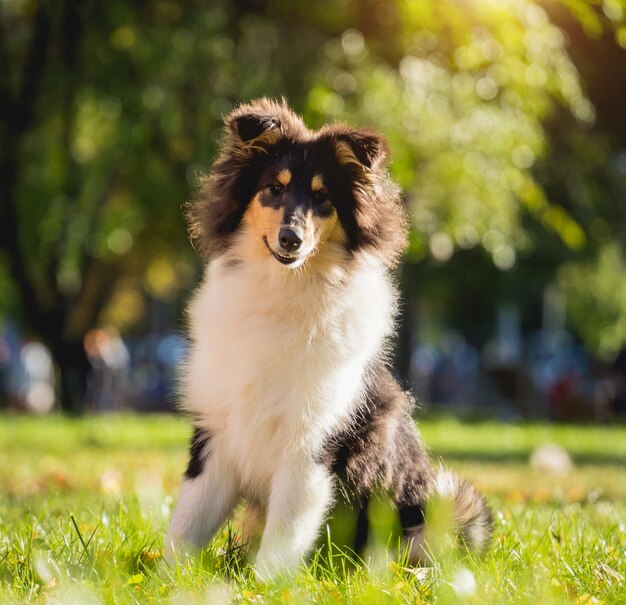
(165, 98), (492, 578)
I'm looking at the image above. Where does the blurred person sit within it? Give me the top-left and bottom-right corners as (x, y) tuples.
(435, 331), (480, 407)
(84, 328), (130, 411)
(19, 341), (55, 414)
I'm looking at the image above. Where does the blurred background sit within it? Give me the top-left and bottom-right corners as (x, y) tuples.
(1, 0), (625, 421)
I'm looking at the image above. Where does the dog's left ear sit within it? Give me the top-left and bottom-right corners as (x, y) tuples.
(335, 129), (389, 171)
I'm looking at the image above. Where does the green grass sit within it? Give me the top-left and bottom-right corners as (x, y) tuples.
(1, 414), (625, 604)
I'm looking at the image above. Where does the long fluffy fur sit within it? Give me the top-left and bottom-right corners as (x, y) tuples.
(166, 98), (492, 578)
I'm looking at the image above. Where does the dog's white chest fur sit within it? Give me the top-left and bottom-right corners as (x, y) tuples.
(183, 253), (395, 498)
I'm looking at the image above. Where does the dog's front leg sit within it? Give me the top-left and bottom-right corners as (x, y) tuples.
(165, 450), (239, 563)
(255, 461), (333, 580)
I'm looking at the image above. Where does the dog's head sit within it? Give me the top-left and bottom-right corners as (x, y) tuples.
(190, 98), (407, 269)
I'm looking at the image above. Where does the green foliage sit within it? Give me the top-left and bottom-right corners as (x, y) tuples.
(561, 0), (626, 41)
(1, 415), (625, 603)
(1, 0), (625, 366)
(306, 0), (593, 269)
(560, 243), (626, 360)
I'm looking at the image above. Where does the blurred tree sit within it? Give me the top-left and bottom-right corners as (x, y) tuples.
(0, 0), (624, 411)
(0, 1), (223, 410)
(0, 0), (338, 411)
(560, 243), (626, 359)
(306, 0), (606, 264)
(303, 0), (626, 361)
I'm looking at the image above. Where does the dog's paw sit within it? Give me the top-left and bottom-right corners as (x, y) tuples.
(254, 547), (301, 582)
(163, 533), (198, 566)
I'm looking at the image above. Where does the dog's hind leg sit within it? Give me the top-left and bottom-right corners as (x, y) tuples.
(321, 365), (434, 558)
(165, 429), (239, 563)
(324, 363), (491, 563)
(389, 415), (435, 563)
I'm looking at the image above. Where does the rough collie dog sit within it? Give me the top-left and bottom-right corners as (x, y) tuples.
(165, 98), (492, 578)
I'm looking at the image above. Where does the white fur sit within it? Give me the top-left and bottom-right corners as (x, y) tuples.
(433, 469), (458, 500)
(165, 451), (238, 561)
(166, 224), (396, 577)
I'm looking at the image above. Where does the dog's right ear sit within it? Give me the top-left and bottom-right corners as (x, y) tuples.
(225, 102), (285, 157)
(223, 99), (308, 156)
(229, 113), (281, 143)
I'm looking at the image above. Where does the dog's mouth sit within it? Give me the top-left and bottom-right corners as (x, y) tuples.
(263, 236), (301, 266)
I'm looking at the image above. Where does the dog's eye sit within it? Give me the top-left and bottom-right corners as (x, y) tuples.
(269, 183), (284, 195)
(313, 191), (329, 205)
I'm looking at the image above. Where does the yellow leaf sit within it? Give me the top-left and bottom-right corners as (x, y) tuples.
(127, 573), (143, 585)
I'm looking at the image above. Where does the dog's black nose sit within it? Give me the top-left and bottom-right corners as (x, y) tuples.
(278, 227), (302, 252)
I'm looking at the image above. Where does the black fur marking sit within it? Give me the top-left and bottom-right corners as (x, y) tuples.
(185, 427), (211, 479)
(399, 505), (425, 531)
(315, 199), (335, 218)
(320, 363), (435, 554)
(354, 499), (370, 554)
(256, 145), (339, 220)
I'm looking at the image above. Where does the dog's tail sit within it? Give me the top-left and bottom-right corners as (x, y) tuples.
(400, 468), (493, 564)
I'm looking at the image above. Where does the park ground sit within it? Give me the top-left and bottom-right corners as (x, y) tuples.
(0, 414), (625, 604)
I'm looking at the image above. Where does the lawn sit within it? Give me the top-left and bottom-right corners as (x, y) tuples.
(0, 414), (624, 604)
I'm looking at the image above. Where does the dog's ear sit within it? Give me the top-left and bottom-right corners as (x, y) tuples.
(225, 101), (286, 157)
(229, 113), (281, 143)
(224, 99), (309, 157)
(335, 129), (389, 171)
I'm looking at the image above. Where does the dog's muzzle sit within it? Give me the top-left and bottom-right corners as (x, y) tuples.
(278, 226), (303, 253)
(263, 235), (301, 266)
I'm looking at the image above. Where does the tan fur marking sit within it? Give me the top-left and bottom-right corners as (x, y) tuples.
(243, 194), (283, 257)
(313, 207), (344, 246)
(311, 174), (325, 191)
(231, 128), (282, 160)
(327, 215), (347, 244)
(277, 169), (292, 186)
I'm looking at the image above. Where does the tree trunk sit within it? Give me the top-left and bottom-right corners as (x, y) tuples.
(0, 2), (94, 414)
(49, 338), (91, 415)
